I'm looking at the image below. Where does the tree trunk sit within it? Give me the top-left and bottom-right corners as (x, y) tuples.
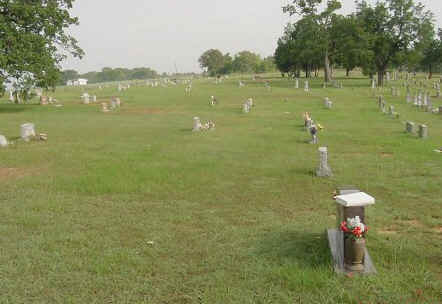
(324, 50), (332, 82)
(377, 70), (385, 87)
(346, 68), (350, 77)
(429, 65), (432, 79)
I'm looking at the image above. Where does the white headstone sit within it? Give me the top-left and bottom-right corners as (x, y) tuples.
(192, 117), (202, 131)
(21, 123), (36, 142)
(0, 135), (8, 147)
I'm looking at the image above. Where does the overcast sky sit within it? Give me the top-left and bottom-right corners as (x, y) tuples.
(62, 0), (442, 74)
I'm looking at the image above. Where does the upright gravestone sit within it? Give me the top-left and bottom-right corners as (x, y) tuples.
(295, 78), (299, 89)
(418, 124), (428, 138)
(316, 147), (332, 177)
(0, 135), (8, 147)
(242, 102), (250, 113)
(406, 121), (415, 133)
(304, 80), (309, 92)
(325, 97), (333, 109)
(328, 191), (376, 274)
(389, 105), (395, 115)
(406, 93), (411, 103)
(192, 117), (202, 131)
(21, 123), (36, 142)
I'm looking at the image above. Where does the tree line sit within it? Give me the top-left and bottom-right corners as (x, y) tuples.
(60, 67), (159, 85)
(198, 50), (276, 76)
(274, 0), (442, 86)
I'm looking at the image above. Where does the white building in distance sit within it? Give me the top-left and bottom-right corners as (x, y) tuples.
(67, 78), (88, 86)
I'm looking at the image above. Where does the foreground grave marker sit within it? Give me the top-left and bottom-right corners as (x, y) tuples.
(328, 189), (377, 275)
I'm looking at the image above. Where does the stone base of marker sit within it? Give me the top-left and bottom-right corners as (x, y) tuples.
(327, 188), (377, 275)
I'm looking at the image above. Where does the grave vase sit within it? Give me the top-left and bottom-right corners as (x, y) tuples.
(344, 236), (365, 272)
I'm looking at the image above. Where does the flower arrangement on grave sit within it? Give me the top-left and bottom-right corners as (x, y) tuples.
(340, 216), (368, 240)
(341, 216), (367, 271)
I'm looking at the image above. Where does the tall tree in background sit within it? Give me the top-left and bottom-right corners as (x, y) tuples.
(331, 15), (367, 77)
(0, 0), (84, 101)
(420, 29), (442, 78)
(198, 49), (226, 76)
(283, 0), (342, 82)
(232, 51), (261, 74)
(356, 0), (434, 86)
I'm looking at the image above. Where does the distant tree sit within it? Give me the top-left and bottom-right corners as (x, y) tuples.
(331, 15), (368, 77)
(283, 0), (343, 82)
(232, 51), (261, 73)
(78, 67), (158, 84)
(0, 0), (83, 101)
(218, 53), (233, 75)
(274, 19), (323, 78)
(198, 49), (226, 76)
(256, 56), (277, 73)
(420, 30), (442, 78)
(59, 69), (79, 85)
(356, 0), (434, 86)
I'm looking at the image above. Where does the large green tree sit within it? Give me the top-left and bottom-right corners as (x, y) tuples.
(232, 51), (261, 74)
(274, 19), (323, 78)
(283, 0), (342, 82)
(0, 0), (84, 100)
(356, 0), (434, 86)
(198, 49), (226, 76)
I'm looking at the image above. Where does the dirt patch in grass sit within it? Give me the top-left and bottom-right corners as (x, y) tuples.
(380, 152), (394, 158)
(0, 168), (33, 181)
(400, 219), (425, 228)
(121, 108), (167, 115)
(377, 228), (399, 235)
(432, 226), (442, 234)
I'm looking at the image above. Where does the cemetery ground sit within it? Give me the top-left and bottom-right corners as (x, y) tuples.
(0, 72), (441, 303)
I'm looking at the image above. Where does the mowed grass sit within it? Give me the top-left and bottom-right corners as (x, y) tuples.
(0, 71), (441, 303)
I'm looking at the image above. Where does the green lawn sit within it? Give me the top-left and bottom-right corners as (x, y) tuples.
(0, 72), (441, 303)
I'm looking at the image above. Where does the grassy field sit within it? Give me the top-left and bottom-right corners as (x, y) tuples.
(0, 71), (441, 303)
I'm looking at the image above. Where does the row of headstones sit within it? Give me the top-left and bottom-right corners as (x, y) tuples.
(378, 96), (433, 138)
(0, 123), (47, 147)
(292, 79), (342, 91)
(406, 92), (440, 113)
(118, 84), (130, 92)
(304, 112), (320, 144)
(378, 97), (401, 119)
(81, 93), (97, 104)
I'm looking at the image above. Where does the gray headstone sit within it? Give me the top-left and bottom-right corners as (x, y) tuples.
(406, 121), (415, 133)
(316, 147), (333, 177)
(418, 124), (428, 138)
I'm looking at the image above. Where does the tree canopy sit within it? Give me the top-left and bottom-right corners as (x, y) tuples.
(0, 0), (84, 99)
(275, 0), (438, 85)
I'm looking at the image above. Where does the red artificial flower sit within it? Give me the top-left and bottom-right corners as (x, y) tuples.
(340, 221), (349, 233)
